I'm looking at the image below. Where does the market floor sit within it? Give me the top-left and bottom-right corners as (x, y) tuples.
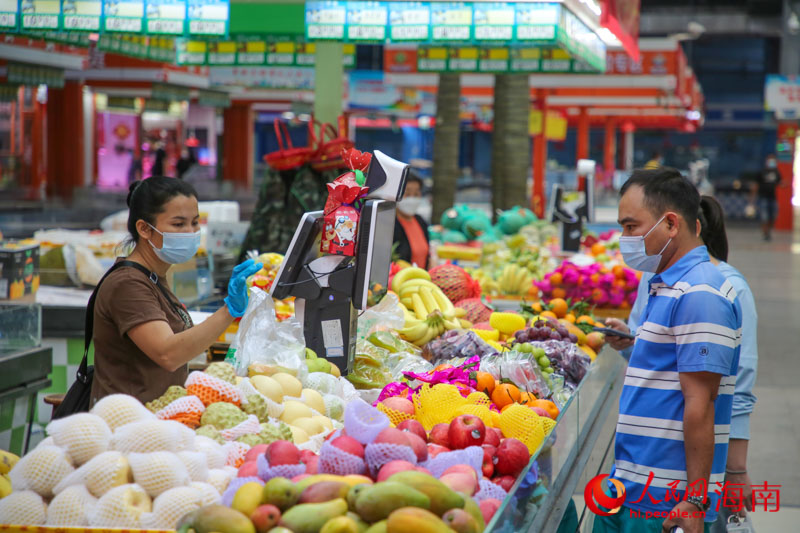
(574, 224), (800, 531)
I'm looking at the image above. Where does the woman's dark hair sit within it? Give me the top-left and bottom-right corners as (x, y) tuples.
(620, 167), (699, 230)
(126, 177), (198, 244)
(405, 171), (424, 189)
(698, 195), (728, 262)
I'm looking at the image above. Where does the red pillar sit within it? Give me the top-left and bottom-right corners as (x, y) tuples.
(576, 107), (589, 191)
(775, 121), (796, 231)
(222, 102), (254, 189)
(532, 89), (548, 218)
(46, 81), (84, 199)
(603, 117), (617, 178)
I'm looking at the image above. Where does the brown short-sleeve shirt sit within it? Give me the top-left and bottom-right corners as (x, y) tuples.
(90, 262), (190, 405)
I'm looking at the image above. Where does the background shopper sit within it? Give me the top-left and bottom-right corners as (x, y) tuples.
(393, 172), (430, 268)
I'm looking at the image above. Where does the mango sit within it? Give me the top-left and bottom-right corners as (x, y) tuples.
(232, 482), (265, 517)
(279, 498), (348, 533)
(262, 477), (299, 511)
(320, 515), (360, 533)
(299, 480), (351, 504)
(387, 471), (464, 516)
(441, 508), (479, 533)
(178, 505), (256, 533)
(365, 520), (387, 533)
(354, 482), (431, 523)
(346, 512), (370, 533)
(386, 507), (453, 533)
(458, 494), (485, 532)
(347, 484), (372, 511)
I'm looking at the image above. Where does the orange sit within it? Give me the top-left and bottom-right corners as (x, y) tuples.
(491, 383), (521, 409)
(576, 315), (595, 326)
(540, 310), (558, 320)
(551, 287), (567, 299)
(532, 399), (560, 419)
(549, 298), (568, 318)
(531, 302), (544, 314)
(549, 272), (563, 286)
(612, 264), (625, 279)
(591, 243), (606, 256)
(518, 391), (535, 404)
(590, 273), (600, 284)
(434, 363), (454, 372)
(473, 371), (496, 396)
(565, 313), (576, 323)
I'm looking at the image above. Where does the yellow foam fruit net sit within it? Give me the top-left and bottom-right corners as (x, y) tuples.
(376, 402), (414, 427)
(465, 392), (493, 408)
(498, 404), (546, 454)
(454, 404), (494, 428)
(540, 417), (557, 436)
(413, 384), (468, 431)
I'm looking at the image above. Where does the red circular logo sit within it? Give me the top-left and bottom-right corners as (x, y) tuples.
(584, 474), (626, 516)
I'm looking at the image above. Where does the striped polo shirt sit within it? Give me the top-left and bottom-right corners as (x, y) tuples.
(610, 246), (742, 523)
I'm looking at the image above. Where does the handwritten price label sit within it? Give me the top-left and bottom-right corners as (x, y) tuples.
(106, 17), (142, 32)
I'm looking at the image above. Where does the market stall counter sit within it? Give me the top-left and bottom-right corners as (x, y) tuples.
(0, 346), (52, 456)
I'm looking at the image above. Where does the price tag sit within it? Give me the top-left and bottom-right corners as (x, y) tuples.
(187, 0), (227, 36)
(267, 41), (295, 65)
(145, 0), (186, 35)
(105, 0), (144, 32)
(21, 1), (60, 30)
(516, 2), (560, 42)
(474, 2), (514, 42)
(346, 1), (387, 41)
(431, 2), (472, 42)
(389, 1), (429, 41)
(61, 0), (101, 31)
(306, 0), (346, 40)
(0, 0), (17, 28)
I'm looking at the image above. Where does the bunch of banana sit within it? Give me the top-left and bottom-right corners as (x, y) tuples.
(468, 268), (500, 296)
(498, 264), (534, 296)
(398, 310), (447, 346)
(0, 450), (18, 499)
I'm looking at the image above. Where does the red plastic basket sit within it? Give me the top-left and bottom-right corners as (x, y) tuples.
(264, 119), (315, 171)
(311, 116), (354, 171)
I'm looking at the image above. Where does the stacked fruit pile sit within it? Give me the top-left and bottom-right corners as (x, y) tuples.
(536, 261), (640, 309)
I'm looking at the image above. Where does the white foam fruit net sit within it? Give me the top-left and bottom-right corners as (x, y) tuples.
(47, 413), (112, 466)
(165, 420), (197, 451)
(112, 419), (186, 454)
(239, 378), (283, 419)
(89, 483), (152, 528)
(156, 396), (206, 428)
(0, 490), (48, 525)
(222, 441), (252, 468)
(421, 446), (483, 479)
(129, 452), (191, 498)
(178, 451), (210, 482)
(190, 482), (222, 506)
(220, 414), (262, 441)
(46, 484), (98, 526)
(9, 445), (74, 497)
(194, 436), (227, 470)
(185, 371), (243, 406)
(364, 443), (417, 476)
(318, 440), (366, 476)
(54, 450), (132, 497)
(140, 486), (204, 530)
(256, 454), (306, 482)
(474, 479), (509, 503)
(221, 477), (263, 507)
(205, 468), (236, 495)
(344, 400), (390, 444)
(91, 394), (156, 431)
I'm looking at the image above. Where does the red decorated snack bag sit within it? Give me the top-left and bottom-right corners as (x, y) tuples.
(320, 149), (372, 256)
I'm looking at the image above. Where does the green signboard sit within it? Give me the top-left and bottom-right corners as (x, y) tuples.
(417, 45), (596, 74)
(175, 37), (356, 67)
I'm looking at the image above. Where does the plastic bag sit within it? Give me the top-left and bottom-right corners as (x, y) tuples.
(232, 288), (307, 380)
(356, 293), (405, 340)
(421, 329), (496, 363)
(480, 351), (551, 399)
(530, 340), (591, 387)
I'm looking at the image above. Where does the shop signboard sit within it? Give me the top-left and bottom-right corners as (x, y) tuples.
(389, 1), (429, 41)
(346, 1), (387, 41)
(148, 35), (175, 61)
(197, 88), (230, 107)
(62, 0), (102, 31)
(605, 49), (675, 76)
(21, 0), (61, 30)
(187, 0), (227, 36)
(0, 0), (19, 29)
(175, 37), (355, 67)
(104, 0), (144, 32)
(473, 2), (514, 42)
(7, 62), (64, 87)
(430, 1), (472, 42)
(305, 0), (346, 40)
(765, 75), (800, 118)
(208, 66), (316, 89)
(415, 45), (594, 74)
(515, 2), (559, 42)
(145, 0), (186, 35)
(207, 40), (236, 64)
(151, 82), (190, 101)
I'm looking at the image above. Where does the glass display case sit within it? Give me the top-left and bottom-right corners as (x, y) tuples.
(486, 347), (626, 532)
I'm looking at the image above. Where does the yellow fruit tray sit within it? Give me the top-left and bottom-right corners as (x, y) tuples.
(1, 527), (173, 533)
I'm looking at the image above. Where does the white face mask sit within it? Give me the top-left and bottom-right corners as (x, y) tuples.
(147, 223), (201, 264)
(618, 215), (672, 273)
(397, 196), (423, 216)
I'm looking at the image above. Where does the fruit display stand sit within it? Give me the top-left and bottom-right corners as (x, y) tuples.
(485, 346), (625, 532)
(0, 527), (172, 533)
(0, 346), (52, 456)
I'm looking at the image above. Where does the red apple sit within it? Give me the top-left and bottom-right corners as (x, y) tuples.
(330, 435), (365, 459)
(448, 415), (486, 449)
(482, 445), (496, 478)
(237, 461), (259, 478)
(265, 440), (301, 466)
(397, 419), (427, 442)
(377, 460), (417, 482)
(442, 464), (479, 482)
(492, 475), (516, 492)
(405, 432), (429, 463)
(479, 498), (502, 524)
(494, 438), (530, 477)
(250, 504), (281, 533)
(428, 423), (451, 447)
(300, 449), (317, 464)
(381, 396), (415, 416)
(427, 443), (450, 458)
(303, 455), (319, 474)
(244, 444), (269, 464)
(440, 472), (478, 495)
(373, 427), (411, 447)
(530, 406), (551, 419)
(416, 466), (433, 476)
(483, 428), (501, 448)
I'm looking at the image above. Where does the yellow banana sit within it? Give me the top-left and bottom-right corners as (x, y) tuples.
(400, 320), (430, 343)
(0, 474), (10, 498)
(411, 293), (429, 320)
(401, 297), (415, 308)
(442, 317), (461, 331)
(401, 278), (439, 290)
(391, 267), (431, 293)
(419, 286), (441, 315)
(0, 451), (19, 476)
(415, 326), (439, 346)
(431, 288), (456, 316)
(453, 307), (467, 318)
(459, 318), (473, 328)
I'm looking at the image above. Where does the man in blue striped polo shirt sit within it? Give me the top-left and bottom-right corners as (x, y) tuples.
(594, 169), (742, 533)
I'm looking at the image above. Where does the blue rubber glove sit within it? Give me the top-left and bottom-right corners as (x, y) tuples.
(225, 259), (263, 317)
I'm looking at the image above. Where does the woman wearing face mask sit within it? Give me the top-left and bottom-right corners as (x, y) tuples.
(393, 173), (429, 268)
(89, 177), (261, 404)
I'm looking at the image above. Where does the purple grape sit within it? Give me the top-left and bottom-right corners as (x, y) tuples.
(556, 327), (569, 337)
(550, 331), (562, 340)
(534, 320), (546, 328)
(568, 333), (578, 343)
(514, 330), (527, 342)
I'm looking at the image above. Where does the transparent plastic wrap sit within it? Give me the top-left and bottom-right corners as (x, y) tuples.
(529, 340), (591, 387)
(421, 329), (497, 363)
(232, 287), (307, 381)
(480, 351), (552, 399)
(356, 292), (405, 340)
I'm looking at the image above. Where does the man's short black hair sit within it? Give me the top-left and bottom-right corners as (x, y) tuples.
(620, 167), (699, 229)
(405, 170), (424, 188)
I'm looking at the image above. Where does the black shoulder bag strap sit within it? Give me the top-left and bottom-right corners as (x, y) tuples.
(116, 260), (194, 329)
